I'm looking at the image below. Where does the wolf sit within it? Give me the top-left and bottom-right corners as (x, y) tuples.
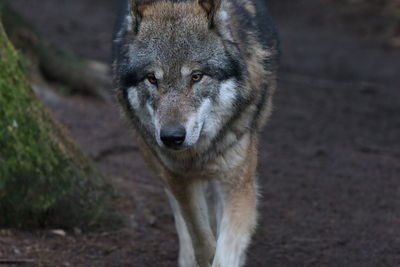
(112, 0), (279, 265)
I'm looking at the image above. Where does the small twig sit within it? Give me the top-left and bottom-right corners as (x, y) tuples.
(93, 145), (138, 161)
(354, 138), (400, 158)
(0, 259), (35, 265)
(282, 72), (397, 91)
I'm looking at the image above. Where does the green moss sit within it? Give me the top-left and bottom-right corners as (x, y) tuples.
(0, 24), (117, 229)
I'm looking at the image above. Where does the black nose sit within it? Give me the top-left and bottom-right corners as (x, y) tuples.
(160, 124), (186, 148)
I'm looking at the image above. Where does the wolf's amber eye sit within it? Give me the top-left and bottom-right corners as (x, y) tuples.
(191, 72), (203, 83)
(146, 74), (157, 85)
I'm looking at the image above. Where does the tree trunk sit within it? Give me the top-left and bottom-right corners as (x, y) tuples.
(0, 23), (116, 229)
(0, 1), (111, 99)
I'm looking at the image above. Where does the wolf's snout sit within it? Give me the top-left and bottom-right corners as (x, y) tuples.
(160, 124), (186, 149)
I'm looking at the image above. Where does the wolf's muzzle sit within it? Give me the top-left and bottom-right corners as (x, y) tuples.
(160, 124), (186, 150)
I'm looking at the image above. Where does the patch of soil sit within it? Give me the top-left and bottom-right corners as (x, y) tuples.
(270, 0), (400, 48)
(3, 0), (400, 266)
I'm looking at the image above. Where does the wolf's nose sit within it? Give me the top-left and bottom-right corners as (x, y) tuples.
(160, 124), (186, 148)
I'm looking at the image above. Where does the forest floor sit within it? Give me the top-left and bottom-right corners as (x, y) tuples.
(2, 0), (400, 266)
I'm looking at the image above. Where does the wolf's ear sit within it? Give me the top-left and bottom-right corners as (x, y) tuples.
(198, 0), (222, 27)
(129, 0), (146, 33)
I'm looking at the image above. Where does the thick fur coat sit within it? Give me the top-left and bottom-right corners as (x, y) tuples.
(113, 0), (279, 266)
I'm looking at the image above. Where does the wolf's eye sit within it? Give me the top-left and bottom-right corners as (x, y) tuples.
(191, 72), (203, 83)
(146, 74), (157, 85)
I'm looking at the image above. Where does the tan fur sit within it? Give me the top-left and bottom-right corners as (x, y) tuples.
(133, 127), (260, 266)
(115, 0), (279, 266)
(240, 0), (256, 16)
(141, 2), (206, 20)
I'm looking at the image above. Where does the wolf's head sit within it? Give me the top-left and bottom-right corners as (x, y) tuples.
(115, 0), (248, 153)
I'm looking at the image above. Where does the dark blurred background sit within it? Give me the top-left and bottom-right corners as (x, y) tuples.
(8, 0), (400, 88)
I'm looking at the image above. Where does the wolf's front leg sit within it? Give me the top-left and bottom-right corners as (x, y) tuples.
(166, 178), (216, 267)
(165, 188), (196, 267)
(212, 179), (258, 267)
(210, 134), (259, 267)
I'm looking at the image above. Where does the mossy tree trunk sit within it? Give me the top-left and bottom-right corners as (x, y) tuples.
(0, 23), (116, 229)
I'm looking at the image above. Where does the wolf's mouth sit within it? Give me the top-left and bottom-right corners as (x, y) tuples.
(155, 121), (204, 152)
(154, 98), (209, 152)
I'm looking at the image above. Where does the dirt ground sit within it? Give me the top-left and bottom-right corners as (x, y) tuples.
(2, 0), (400, 266)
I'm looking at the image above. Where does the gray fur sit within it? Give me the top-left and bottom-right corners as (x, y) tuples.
(113, 0), (278, 169)
(113, 0), (279, 265)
